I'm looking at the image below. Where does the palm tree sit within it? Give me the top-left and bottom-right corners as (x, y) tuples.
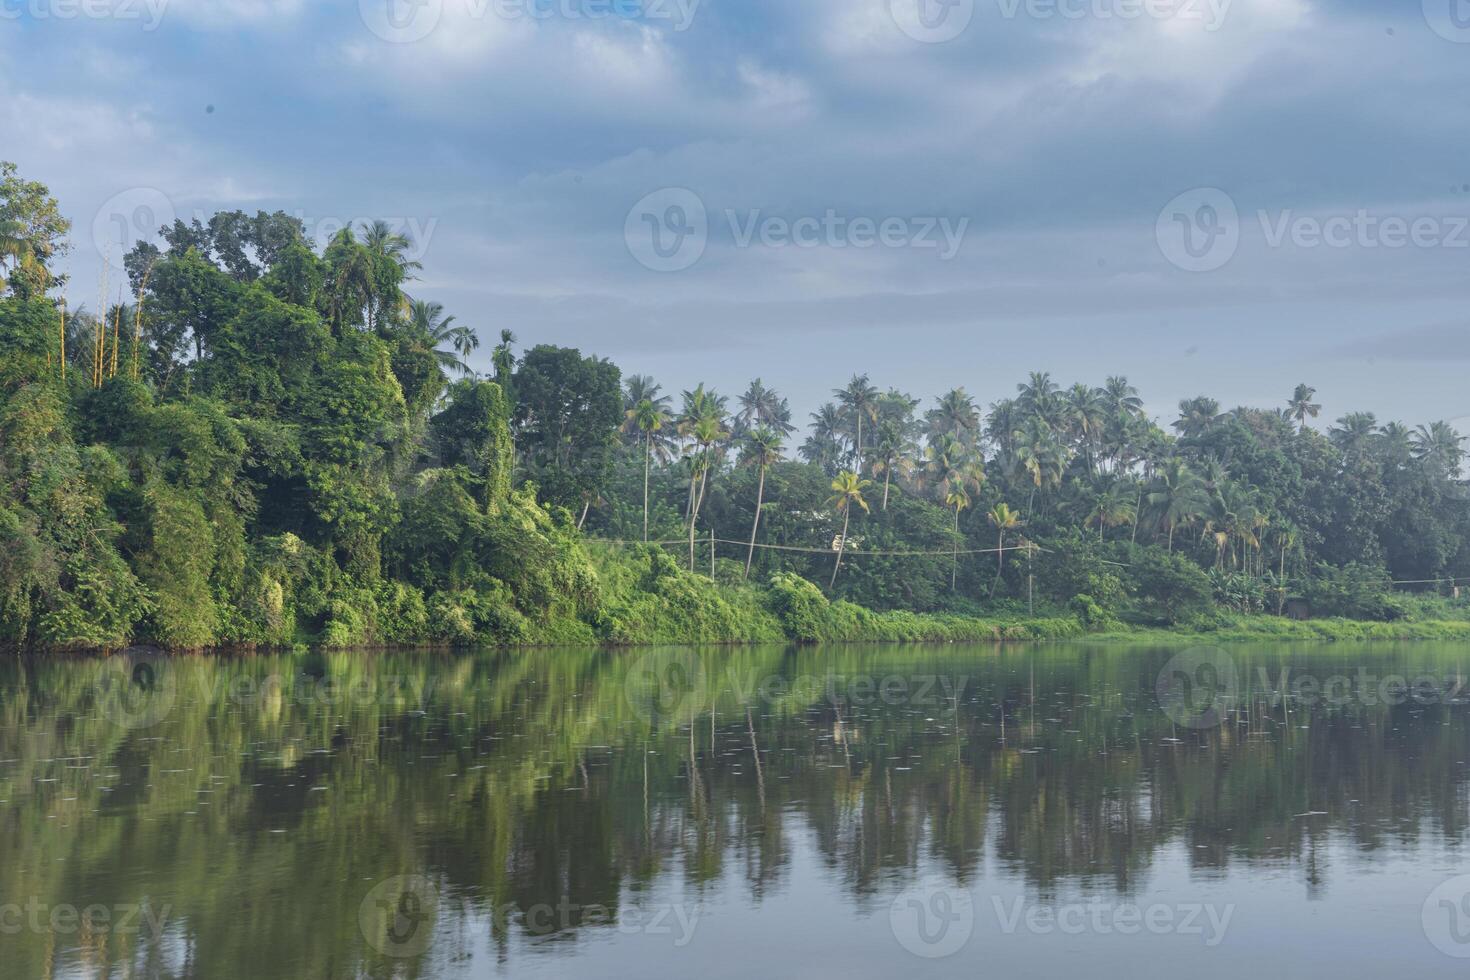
(870, 419), (914, 511)
(801, 402), (848, 473)
(0, 217), (49, 298)
(1145, 458), (1206, 551)
(1087, 481), (1137, 542)
(626, 397), (672, 543)
(836, 375), (880, 472)
(827, 470), (871, 589)
(926, 388), (981, 449)
(1173, 396), (1223, 438)
(684, 410), (729, 571)
(1065, 383), (1107, 474)
(736, 379), (796, 437)
(944, 483), (974, 592)
(1288, 383), (1321, 433)
(1013, 418), (1068, 515)
(740, 427), (785, 578)
(1330, 412), (1379, 453)
(360, 220), (421, 331)
(1413, 421), (1466, 477)
(923, 434), (984, 589)
(407, 299), (477, 375)
(988, 502), (1023, 598)
(492, 330), (517, 385)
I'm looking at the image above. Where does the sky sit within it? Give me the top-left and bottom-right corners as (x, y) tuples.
(5, 0), (1470, 431)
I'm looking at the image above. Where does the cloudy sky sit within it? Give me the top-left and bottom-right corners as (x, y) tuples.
(5, 0), (1470, 428)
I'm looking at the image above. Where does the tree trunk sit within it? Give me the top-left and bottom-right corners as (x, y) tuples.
(643, 433), (651, 544)
(882, 468), (891, 511)
(951, 508), (960, 592)
(990, 531), (1004, 598)
(577, 498), (591, 530)
(830, 509), (850, 589)
(745, 466), (766, 580)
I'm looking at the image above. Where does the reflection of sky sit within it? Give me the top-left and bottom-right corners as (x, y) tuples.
(448, 835), (1460, 979)
(8, 1), (1470, 427)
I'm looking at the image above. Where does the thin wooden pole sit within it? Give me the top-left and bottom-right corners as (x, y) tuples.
(58, 299), (66, 381)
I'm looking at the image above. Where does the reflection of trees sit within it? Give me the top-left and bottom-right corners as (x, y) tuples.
(0, 643), (1468, 975)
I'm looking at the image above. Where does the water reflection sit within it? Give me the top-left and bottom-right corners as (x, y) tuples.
(1, 643), (1468, 978)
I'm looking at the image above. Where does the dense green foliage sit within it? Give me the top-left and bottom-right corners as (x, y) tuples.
(1, 164), (1467, 650)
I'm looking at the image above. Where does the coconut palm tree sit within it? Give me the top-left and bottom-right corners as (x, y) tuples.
(626, 396), (672, 543)
(1087, 480), (1137, 542)
(1288, 383), (1321, 433)
(926, 387), (982, 449)
(685, 411), (729, 571)
(801, 402), (848, 473)
(870, 419), (915, 511)
(736, 379), (796, 437)
(988, 503), (1023, 597)
(407, 299), (477, 375)
(740, 426), (785, 578)
(1413, 421), (1466, 477)
(1145, 458), (1207, 552)
(1173, 396), (1224, 438)
(836, 375), (880, 473)
(1330, 412), (1379, 453)
(1065, 383), (1107, 474)
(827, 470), (871, 588)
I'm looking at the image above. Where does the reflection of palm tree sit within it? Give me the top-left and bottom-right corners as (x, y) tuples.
(740, 427), (784, 579)
(827, 470), (871, 588)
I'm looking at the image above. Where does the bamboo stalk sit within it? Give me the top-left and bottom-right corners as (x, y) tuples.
(59, 299), (66, 381)
(132, 262), (155, 382)
(110, 291), (121, 378)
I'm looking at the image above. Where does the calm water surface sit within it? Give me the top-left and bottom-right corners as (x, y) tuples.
(3, 643), (1470, 978)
